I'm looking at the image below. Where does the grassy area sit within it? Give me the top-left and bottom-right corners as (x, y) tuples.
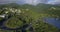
(0, 3), (60, 32)
(4, 17), (23, 29)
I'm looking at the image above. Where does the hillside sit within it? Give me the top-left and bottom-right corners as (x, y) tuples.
(0, 3), (60, 32)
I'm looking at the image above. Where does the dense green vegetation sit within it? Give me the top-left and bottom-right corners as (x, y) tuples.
(0, 3), (60, 32)
(4, 17), (23, 29)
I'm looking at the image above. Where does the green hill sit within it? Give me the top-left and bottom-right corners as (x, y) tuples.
(0, 3), (60, 32)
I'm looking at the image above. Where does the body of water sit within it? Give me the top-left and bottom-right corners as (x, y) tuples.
(44, 17), (60, 28)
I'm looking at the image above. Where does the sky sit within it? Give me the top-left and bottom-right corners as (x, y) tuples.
(0, 0), (60, 5)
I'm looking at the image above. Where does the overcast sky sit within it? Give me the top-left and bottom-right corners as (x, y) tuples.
(0, 0), (60, 5)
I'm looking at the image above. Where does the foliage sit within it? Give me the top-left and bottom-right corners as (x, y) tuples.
(0, 3), (60, 32)
(4, 17), (23, 29)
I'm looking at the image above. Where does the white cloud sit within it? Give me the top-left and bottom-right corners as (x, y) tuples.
(0, 0), (60, 5)
(47, 0), (60, 4)
(23, 0), (39, 5)
(23, 0), (48, 5)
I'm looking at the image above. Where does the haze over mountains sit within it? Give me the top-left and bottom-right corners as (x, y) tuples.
(0, 0), (60, 5)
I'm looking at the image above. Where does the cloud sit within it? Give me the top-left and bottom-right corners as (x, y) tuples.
(47, 0), (60, 4)
(0, 0), (60, 5)
(21, 0), (48, 5)
(24, 0), (38, 5)
(0, 0), (17, 4)
(0, 0), (48, 5)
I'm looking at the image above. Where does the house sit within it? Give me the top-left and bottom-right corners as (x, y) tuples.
(49, 7), (56, 10)
(0, 14), (6, 18)
(26, 9), (29, 11)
